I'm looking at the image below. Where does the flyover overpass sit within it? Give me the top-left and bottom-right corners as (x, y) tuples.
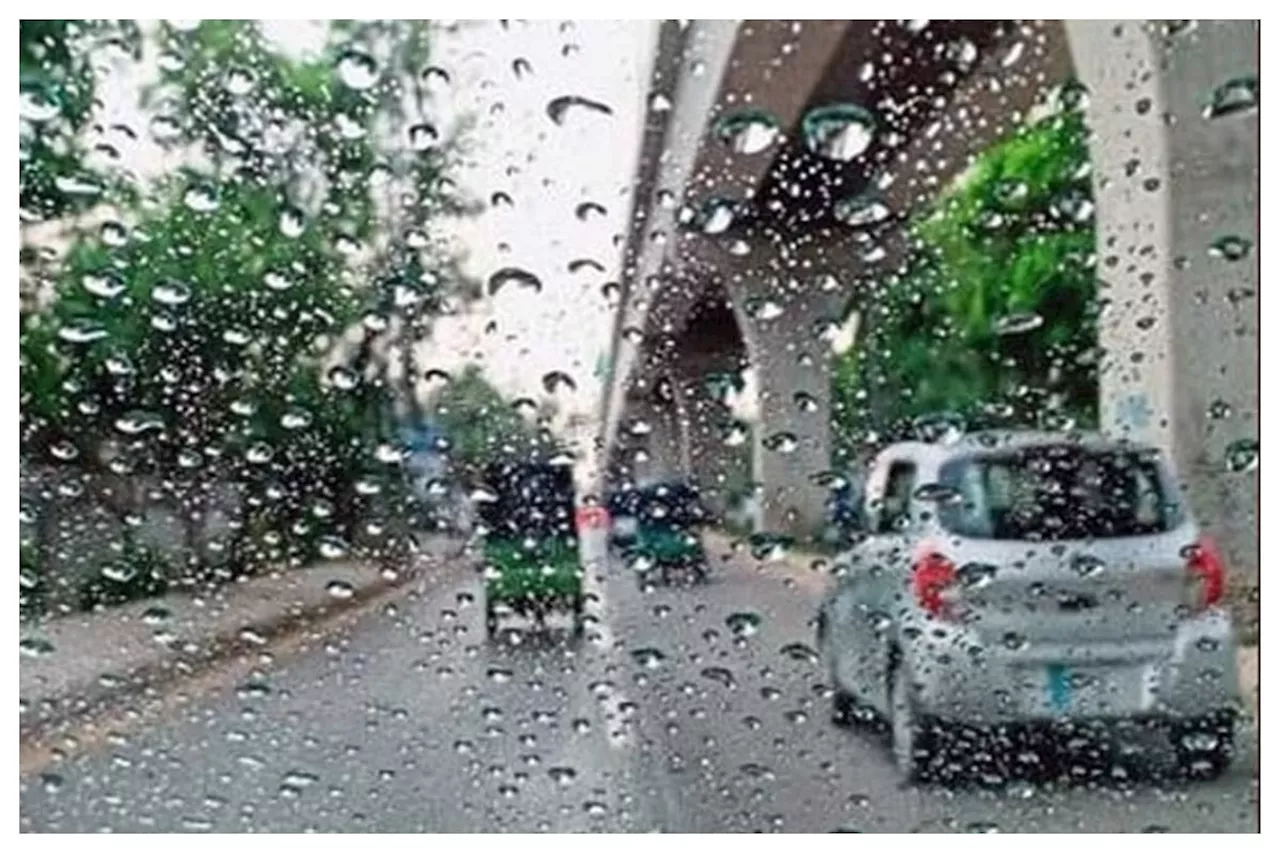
(595, 20), (1258, 602)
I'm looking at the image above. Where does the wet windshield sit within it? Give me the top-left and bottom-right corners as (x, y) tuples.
(18, 18), (1258, 835)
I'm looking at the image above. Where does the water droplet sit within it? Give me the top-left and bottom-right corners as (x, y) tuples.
(101, 562), (137, 584)
(512, 57), (534, 79)
(542, 371), (576, 394)
(336, 51), (378, 89)
(763, 431), (797, 454)
(53, 175), (103, 196)
(957, 562), (998, 590)
(99, 221), (128, 247)
(226, 67), (256, 95)
(1203, 76), (1258, 120)
(568, 258), (605, 274)
(113, 410), (165, 435)
(913, 482), (961, 503)
(20, 637), (55, 658)
(725, 611), (762, 638)
(994, 634), (1029, 657)
(58, 319), (109, 343)
(141, 605), (171, 625)
(488, 266), (542, 295)
(714, 109), (781, 155)
(1002, 41), (1025, 67)
(750, 299), (784, 321)
(421, 65), (450, 89)
(947, 37), (978, 68)
(409, 122), (438, 151)
(701, 666), (736, 688)
(793, 391), (818, 413)
(834, 195), (891, 227)
(547, 95), (613, 125)
(81, 273), (125, 299)
(487, 666), (514, 683)
(802, 104), (876, 162)
(630, 647), (667, 669)
(152, 280), (191, 307)
(1225, 438), (1259, 473)
(779, 642), (820, 665)
(1208, 235), (1251, 262)
(1072, 553), (1107, 578)
(49, 440), (79, 461)
(150, 115), (182, 141)
(1207, 399), (1233, 420)
(183, 184), (219, 212)
(994, 312), (1044, 335)
(912, 411), (966, 444)
(328, 366), (360, 391)
(279, 206), (305, 238)
(242, 442), (273, 465)
(326, 579), (356, 600)
(19, 90), (60, 122)
(575, 201), (607, 221)
(318, 537), (348, 560)
(698, 198), (739, 234)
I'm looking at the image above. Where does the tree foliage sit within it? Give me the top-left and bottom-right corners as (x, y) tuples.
(427, 364), (566, 485)
(833, 92), (1099, 459)
(20, 20), (485, 607)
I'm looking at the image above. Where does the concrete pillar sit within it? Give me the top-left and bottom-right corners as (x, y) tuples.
(1067, 20), (1258, 625)
(732, 290), (833, 539)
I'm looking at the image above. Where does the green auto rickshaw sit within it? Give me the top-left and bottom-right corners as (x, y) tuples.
(626, 481), (710, 586)
(478, 461), (584, 637)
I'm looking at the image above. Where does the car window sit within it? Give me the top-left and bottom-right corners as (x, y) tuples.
(877, 461), (917, 533)
(938, 447), (1177, 540)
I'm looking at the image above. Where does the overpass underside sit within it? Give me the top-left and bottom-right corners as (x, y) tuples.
(599, 20), (1258, 613)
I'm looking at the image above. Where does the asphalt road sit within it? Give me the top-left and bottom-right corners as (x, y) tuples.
(19, 533), (1260, 832)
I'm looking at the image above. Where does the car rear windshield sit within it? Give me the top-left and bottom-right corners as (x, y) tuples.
(936, 446), (1178, 540)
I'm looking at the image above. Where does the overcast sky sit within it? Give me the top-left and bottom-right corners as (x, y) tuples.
(89, 20), (658, 462)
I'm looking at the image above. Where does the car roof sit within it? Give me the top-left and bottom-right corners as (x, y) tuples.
(876, 431), (1165, 465)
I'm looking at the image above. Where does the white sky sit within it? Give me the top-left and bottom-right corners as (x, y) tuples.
(86, 20), (658, 458)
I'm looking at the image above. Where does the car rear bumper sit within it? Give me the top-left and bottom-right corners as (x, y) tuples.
(909, 609), (1240, 726)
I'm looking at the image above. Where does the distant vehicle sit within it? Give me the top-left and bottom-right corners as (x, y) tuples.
(478, 461), (584, 637)
(817, 431), (1239, 782)
(621, 481), (710, 585)
(822, 471), (866, 547)
(606, 488), (642, 549)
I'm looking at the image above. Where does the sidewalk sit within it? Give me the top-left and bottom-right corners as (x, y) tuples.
(18, 536), (460, 738)
(704, 529), (1260, 725)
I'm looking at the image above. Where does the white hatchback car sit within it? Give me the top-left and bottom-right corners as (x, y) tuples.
(817, 432), (1240, 782)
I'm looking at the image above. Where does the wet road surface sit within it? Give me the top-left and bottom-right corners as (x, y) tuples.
(19, 534), (1260, 832)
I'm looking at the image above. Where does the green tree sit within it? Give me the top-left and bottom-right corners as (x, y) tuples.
(20, 20), (476, 604)
(428, 365), (566, 485)
(834, 88), (1098, 457)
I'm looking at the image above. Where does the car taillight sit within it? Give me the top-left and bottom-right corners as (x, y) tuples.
(912, 551), (957, 618)
(1184, 535), (1226, 611)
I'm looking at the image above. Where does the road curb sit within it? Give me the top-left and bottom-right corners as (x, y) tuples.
(19, 565), (414, 745)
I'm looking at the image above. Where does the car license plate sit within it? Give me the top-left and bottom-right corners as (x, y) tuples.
(1043, 663), (1148, 716)
(1045, 663), (1073, 713)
